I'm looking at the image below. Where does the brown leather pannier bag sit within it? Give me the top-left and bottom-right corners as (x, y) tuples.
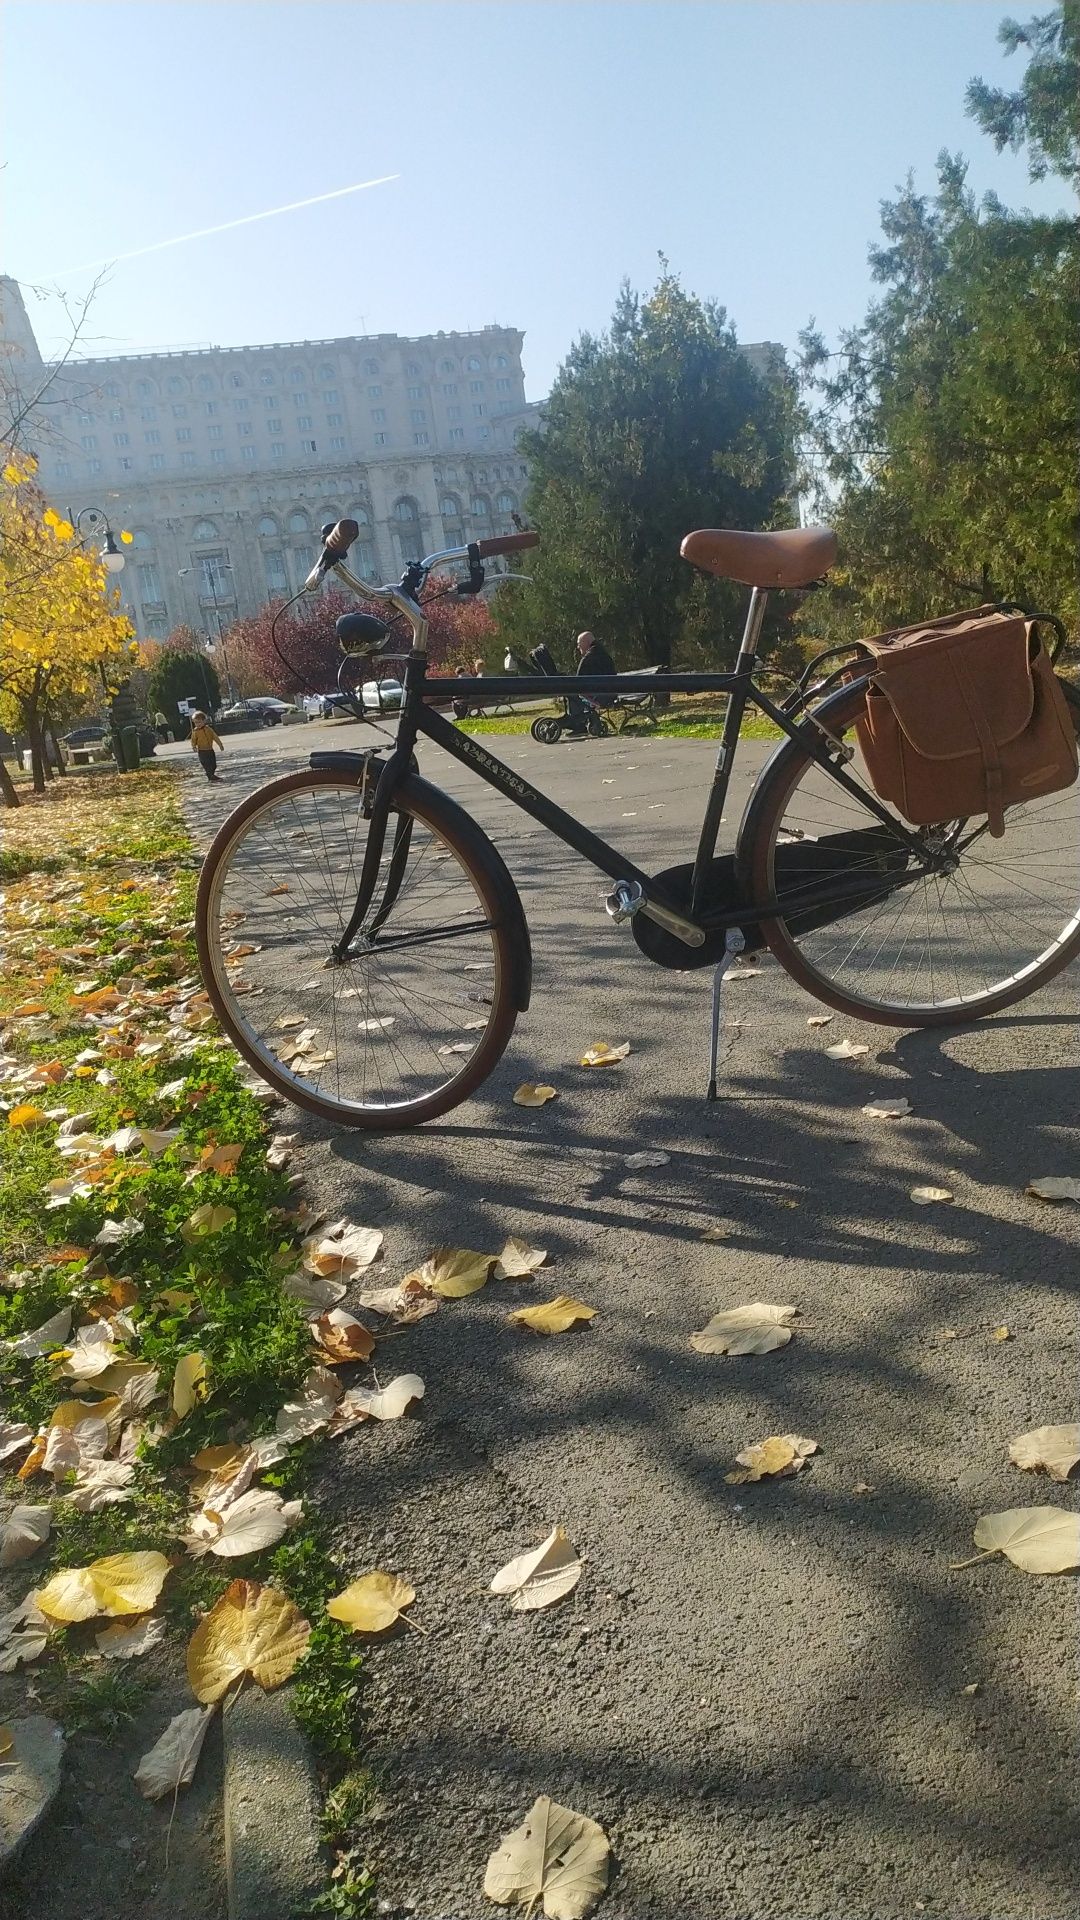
(854, 605), (1077, 838)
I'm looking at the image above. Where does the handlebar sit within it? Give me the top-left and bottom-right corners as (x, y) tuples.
(474, 531), (539, 559)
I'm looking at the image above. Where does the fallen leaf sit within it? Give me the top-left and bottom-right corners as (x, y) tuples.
(311, 1308), (375, 1365)
(283, 1269), (347, 1313)
(355, 1278), (438, 1326)
(302, 1220), (383, 1279)
(37, 1550), (170, 1622)
(580, 1042), (630, 1067)
(180, 1203), (236, 1243)
(173, 1351), (208, 1418)
(494, 1238), (549, 1281)
(510, 1296), (597, 1336)
(991, 1325), (1011, 1342)
(0, 1598), (48, 1673)
(358, 1015), (395, 1033)
(1025, 1176), (1080, 1203)
(437, 1041), (473, 1057)
(699, 1224), (730, 1243)
(960, 1681), (980, 1696)
(513, 1084), (559, 1107)
(330, 1374), (425, 1429)
(490, 1527), (582, 1612)
(825, 1039), (870, 1059)
(275, 1366), (343, 1442)
(1008, 1424), (1080, 1482)
(689, 1302), (798, 1356)
(65, 1460), (137, 1512)
(911, 1186), (954, 1205)
(327, 1570), (416, 1634)
(199, 1142), (244, 1175)
(96, 1616), (167, 1660)
(409, 1247), (494, 1298)
(187, 1578), (311, 1703)
(807, 1015), (833, 1028)
(4, 1306), (72, 1358)
(8, 1104), (48, 1129)
(623, 1151), (670, 1169)
(0, 1727), (13, 1757)
(862, 1096), (912, 1118)
(57, 1320), (121, 1379)
(134, 1704), (215, 1800)
(484, 1795), (611, 1919)
(957, 1507), (1080, 1575)
(94, 1216), (142, 1247)
(0, 1506), (51, 1569)
(184, 1488), (303, 1559)
(0, 1420), (33, 1463)
(725, 1434), (818, 1484)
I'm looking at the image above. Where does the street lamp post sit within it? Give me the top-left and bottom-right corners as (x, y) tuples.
(68, 506), (129, 767)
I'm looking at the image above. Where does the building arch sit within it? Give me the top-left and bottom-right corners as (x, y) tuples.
(191, 518), (219, 541)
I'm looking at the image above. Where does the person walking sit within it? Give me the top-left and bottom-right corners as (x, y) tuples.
(189, 710), (224, 783)
(153, 709), (170, 742)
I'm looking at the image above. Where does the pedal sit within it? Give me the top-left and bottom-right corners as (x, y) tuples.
(606, 880), (644, 924)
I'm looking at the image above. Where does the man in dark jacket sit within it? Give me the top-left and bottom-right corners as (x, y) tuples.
(575, 630), (617, 678)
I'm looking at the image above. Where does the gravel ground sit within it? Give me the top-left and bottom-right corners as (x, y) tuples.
(175, 721), (1080, 1920)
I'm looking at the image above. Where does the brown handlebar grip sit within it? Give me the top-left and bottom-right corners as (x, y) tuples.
(475, 531), (540, 559)
(324, 518), (359, 557)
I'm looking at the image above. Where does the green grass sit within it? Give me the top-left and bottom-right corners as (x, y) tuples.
(455, 705), (781, 741)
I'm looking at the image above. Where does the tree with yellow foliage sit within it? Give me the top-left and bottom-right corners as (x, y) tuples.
(0, 454), (136, 802)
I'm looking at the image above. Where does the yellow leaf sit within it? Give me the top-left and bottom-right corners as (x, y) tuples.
(37, 1550), (169, 1622)
(964, 1507), (1080, 1575)
(484, 1796), (611, 1917)
(493, 1238), (549, 1280)
(489, 1526), (582, 1612)
(34, 1566), (100, 1623)
(510, 1296), (597, 1335)
(198, 1142), (244, 1175)
(579, 1042), (630, 1067)
(513, 1084), (559, 1107)
(186, 1578), (311, 1703)
(181, 1203), (236, 1243)
(326, 1570), (416, 1634)
(407, 1247), (494, 1298)
(690, 1302), (799, 1356)
(991, 1325), (1011, 1342)
(0, 1726), (13, 1758)
(8, 1105), (48, 1129)
(724, 1434), (818, 1484)
(173, 1351), (208, 1418)
(1008, 1423), (1080, 1482)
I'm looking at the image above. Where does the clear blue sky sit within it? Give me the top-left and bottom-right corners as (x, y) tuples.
(2, 2), (1068, 395)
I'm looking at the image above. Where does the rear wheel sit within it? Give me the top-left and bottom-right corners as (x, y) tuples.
(196, 768), (521, 1128)
(745, 680), (1080, 1025)
(531, 716), (562, 744)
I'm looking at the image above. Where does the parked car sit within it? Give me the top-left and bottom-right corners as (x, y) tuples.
(216, 703), (267, 734)
(360, 678), (404, 713)
(245, 697), (294, 726)
(61, 723), (158, 760)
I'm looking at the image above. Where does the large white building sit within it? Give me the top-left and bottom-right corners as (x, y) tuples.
(1, 276), (542, 641)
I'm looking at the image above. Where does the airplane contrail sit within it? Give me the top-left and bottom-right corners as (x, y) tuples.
(59, 175), (401, 273)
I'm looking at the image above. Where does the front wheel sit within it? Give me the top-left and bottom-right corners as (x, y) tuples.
(196, 768), (524, 1128)
(743, 680), (1080, 1026)
(531, 716), (562, 744)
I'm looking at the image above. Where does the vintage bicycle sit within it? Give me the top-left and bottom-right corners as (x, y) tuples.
(195, 520), (1080, 1129)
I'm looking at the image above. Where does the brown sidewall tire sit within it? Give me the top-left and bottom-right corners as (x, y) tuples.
(195, 767), (521, 1129)
(745, 681), (1080, 1029)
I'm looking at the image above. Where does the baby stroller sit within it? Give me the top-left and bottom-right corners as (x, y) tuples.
(504, 644), (610, 745)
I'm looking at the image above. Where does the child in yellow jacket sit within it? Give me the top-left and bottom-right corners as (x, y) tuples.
(189, 711), (224, 782)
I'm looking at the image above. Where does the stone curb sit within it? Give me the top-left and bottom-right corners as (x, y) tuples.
(223, 1686), (326, 1920)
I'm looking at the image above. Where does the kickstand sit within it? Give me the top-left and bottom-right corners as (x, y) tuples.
(706, 928), (745, 1101)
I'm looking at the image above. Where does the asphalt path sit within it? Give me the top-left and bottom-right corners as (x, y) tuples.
(172, 719), (1080, 1920)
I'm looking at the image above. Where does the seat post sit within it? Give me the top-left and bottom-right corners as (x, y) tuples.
(690, 587), (769, 910)
(736, 587), (768, 665)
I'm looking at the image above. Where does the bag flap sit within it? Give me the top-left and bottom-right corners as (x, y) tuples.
(865, 613), (1034, 760)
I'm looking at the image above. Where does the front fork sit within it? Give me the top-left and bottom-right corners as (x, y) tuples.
(330, 747), (414, 960)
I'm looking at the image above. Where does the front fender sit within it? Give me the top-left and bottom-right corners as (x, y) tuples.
(396, 770), (533, 1013)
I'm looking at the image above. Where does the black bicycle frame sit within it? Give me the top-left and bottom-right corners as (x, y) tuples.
(332, 649), (931, 960)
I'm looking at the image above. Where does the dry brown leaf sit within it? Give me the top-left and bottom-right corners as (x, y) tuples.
(513, 1084), (558, 1107)
(8, 1104), (48, 1129)
(0, 1419), (34, 1464)
(329, 1374), (425, 1430)
(1007, 1424), (1080, 1483)
(579, 1042), (630, 1067)
(489, 1527), (582, 1612)
(408, 1247), (494, 1298)
(689, 1302), (798, 1357)
(198, 1142), (244, 1175)
(807, 1015), (833, 1028)
(911, 1186), (954, 1205)
(37, 1550), (170, 1623)
(826, 1039), (870, 1059)
(510, 1296), (597, 1336)
(183, 1489), (302, 1559)
(484, 1795), (611, 1919)
(173, 1351), (208, 1418)
(991, 1325), (1011, 1343)
(0, 1505), (51, 1569)
(725, 1434), (818, 1484)
(302, 1219), (383, 1279)
(65, 1460), (136, 1512)
(958, 1507), (1080, 1575)
(5, 1306), (73, 1358)
(134, 1704), (215, 1799)
(310, 1308), (375, 1365)
(1025, 1176), (1080, 1203)
(96, 1615), (167, 1660)
(275, 1365), (343, 1442)
(862, 1095), (912, 1118)
(187, 1578), (311, 1703)
(494, 1238), (549, 1281)
(326, 1570), (416, 1634)
(624, 1150), (670, 1169)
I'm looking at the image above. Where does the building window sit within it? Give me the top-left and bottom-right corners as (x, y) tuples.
(104, 381), (121, 398)
(395, 498), (419, 521)
(86, 457), (102, 473)
(496, 378), (512, 392)
(356, 541), (375, 578)
(205, 401), (218, 416)
(118, 456), (134, 471)
(192, 519), (218, 540)
(469, 380), (483, 395)
(442, 383), (458, 397)
(234, 397), (249, 413)
(405, 361), (420, 376)
(318, 364), (336, 382)
(141, 405), (158, 422)
(172, 403), (187, 418)
(288, 512), (308, 533)
(466, 356), (481, 372)
(289, 366), (306, 383)
(181, 451), (197, 468)
(329, 435), (346, 451)
(326, 411), (343, 426)
(439, 358), (455, 374)
(471, 495), (491, 519)
(228, 373), (244, 389)
(364, 359), (379, 376)
(144, 429), (161, 444)
(441, 494), (461, 519)
(167, 376), (185, 394)
(410, 409), (426, 426)
(145, 616), (168, 638)
(264, 550), (288, 596)
(137, 561), (163, 602)
(292, 392), (308, 407)
(370, 408), (385, 424)
(211, 448), (226, 464)
(367, 384), (381, 398)
(241, 446), (256, 461)
(373, 432), (387, 445)
(322, 389), (338, 404)
(406, 384), (423, 401)
(78, 411), (94, 426)
(113, 431), (130, 446)
(478, 426), (490, 441)
(108, 408), (124, 424)
(135, 379), (154, 398)
(496, 491), (517, 514)
(208, 425), (223, 441)
(296, 414), (312, 430)
(472, 403), (485, 418)
(257, 514), (278, 535)
(303, 439), (318, 453)
(495, 353), (509, 369)
(149, 453), (165, 471)
(197, 375), (214, 392)
(448, 427), (464, 442)
(259, 371), (275, 386)
(176, 428), (192, 442)
(267, 418), (283, 433)
(237, 422), (252, 437)
(264, 396), (277, 410)
(447, 405), (461, 422)
(413, 432), (429, 446)
(271, 443), (285, 460)
(55, 460), (71, 480)
(199, 551), (231, 598)
(81, 434), (98, 451)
